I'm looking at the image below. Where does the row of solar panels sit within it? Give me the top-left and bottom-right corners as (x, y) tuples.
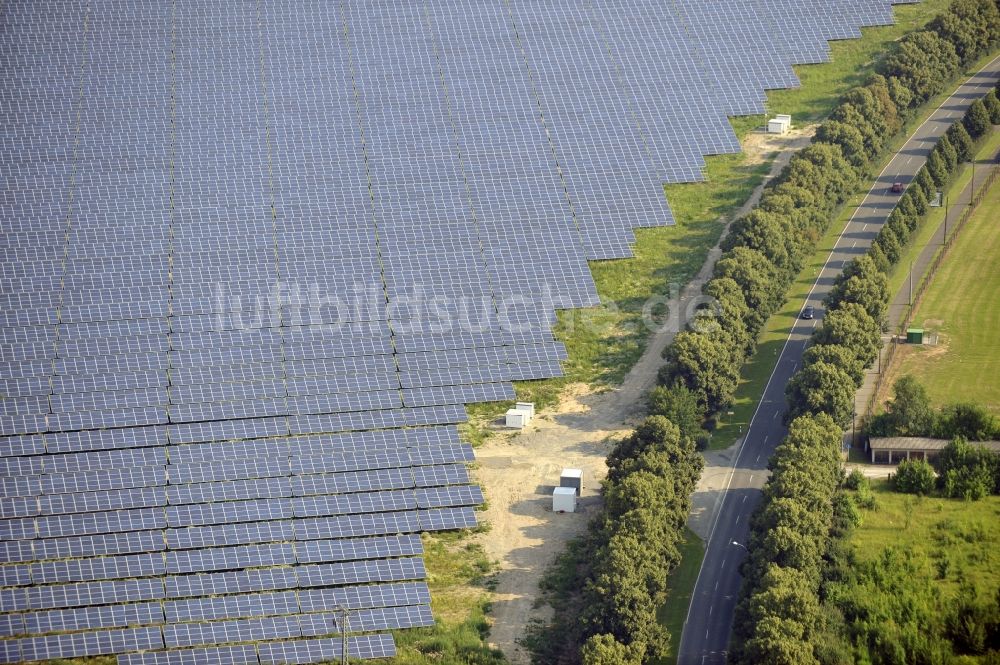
(3, 617), (408, 659)
(0, 507), (475, 566)
(2, 555), (428, 600)
(2, 631), (398, 664)
(2, 460), (472, 498)
(2, 484), (482, 535)
(1, 0), (916, 358)
(2, 424), (460, 462)
(0, 419), (479, 663)
(0, 408), (471, 456)
(2, 581), (423, 629)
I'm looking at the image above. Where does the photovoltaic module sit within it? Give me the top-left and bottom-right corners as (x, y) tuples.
(0, 1), (917, 661)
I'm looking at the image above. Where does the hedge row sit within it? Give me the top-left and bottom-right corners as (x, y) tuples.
(576, 417), (704, 664)
(732, 2), (1000, 659)
(731, 413), (845, 665)
(525, 415), (703, 665)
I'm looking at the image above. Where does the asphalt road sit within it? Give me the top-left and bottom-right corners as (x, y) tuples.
(676, 55), (1000, 665)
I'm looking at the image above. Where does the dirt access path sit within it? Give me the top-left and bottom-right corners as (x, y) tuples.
(475, 126), (815, 663)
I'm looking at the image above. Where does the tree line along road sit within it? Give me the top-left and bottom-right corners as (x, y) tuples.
(676, 54), (1000, 665)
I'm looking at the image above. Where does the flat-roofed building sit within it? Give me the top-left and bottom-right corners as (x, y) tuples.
(868, 437), (1000, 464)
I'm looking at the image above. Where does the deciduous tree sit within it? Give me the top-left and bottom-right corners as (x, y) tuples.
(926, 149), (949, 188)
(714, 246), (784, 334)
(803, 344), (865, 385)
(893, 458), (937, 495)
(646, 386), (703, 446)
(984, 89), (1000, 125)
(933, 133), (959, 174)
(661, 330), (741, 413)
(884, 375), (937, 436)
(786, 361), (857, 425)
(963, 98), (992, 138)
(947, 121), (975, 162)
(882, 30), (960, 102)
(812, 302), (883, 368)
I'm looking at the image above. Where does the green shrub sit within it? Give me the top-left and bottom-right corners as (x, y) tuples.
(892, 459), (937, 495)
(844, 468), (868, 490)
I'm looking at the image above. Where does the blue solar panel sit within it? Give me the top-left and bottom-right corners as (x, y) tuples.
(23, 602), (165, 635)
(33, 530), (166, 561)
(25, 579), (165, 611)
(0, 613), (24, 638)
(30, 553), (166, 584)
(39, 487), (168, 516)
(165, 591), (300, 623)
(166, 520), (295, 551)
(118, 644), (260, 665)
(256, 634), (396, 664)
(295, 558), (426, 588)
(13, 627), (164, 660)
(164, 616), (301, 649)
(164, 567), (298, 600)
(0, 0), (916, 660)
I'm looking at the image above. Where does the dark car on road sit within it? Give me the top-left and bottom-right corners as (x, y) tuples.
(891, 181), (904, 194)
(801, 305), (815, 319)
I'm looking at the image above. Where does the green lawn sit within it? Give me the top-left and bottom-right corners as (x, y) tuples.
(391, 530), (506, 665)
(654, 527), (706, 665)
(846, 480), (1000, 602)
(886, 180), (1000, 414)
(886, 129), (1000, 305)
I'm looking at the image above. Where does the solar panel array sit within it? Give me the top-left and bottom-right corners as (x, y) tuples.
(1, 0), (914, 661)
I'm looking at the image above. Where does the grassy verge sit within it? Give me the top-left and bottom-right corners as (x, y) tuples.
(708, 51), (1000, 451)
(730, 0), (951, 137)
(886, 129), (1000, 305)
(653, 527), (705, 665)
(882, 175), (1000, 414)
(846, 480), (1000, 600)
(392, 529), (506, 665)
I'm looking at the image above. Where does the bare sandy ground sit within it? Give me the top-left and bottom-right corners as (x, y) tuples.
(475, 126), (816, 663)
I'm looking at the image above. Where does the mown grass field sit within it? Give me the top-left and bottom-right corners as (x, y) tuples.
(886, 129), (1000, 302)
(885, 179), (1000, 414)
(847, 480), (1000, 601)
(654, 527), (705, 665)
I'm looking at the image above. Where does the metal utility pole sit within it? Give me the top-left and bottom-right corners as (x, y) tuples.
(342, 607), (349, 665)
(334, 605), (350, 665)
(908, 259), (913, 306)
(852, 407), (857, 450)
